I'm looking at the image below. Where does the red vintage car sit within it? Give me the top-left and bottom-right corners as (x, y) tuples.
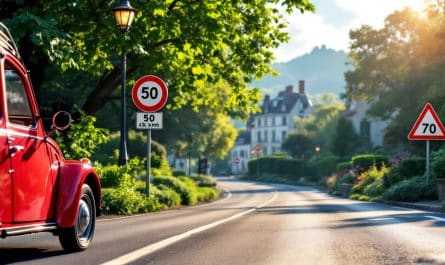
(0, 22), (101, 251)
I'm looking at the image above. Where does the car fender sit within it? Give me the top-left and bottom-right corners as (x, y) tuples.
(55, 160), (101, 228)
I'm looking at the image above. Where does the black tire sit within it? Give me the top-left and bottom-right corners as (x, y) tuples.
(59, 184), (96, 252)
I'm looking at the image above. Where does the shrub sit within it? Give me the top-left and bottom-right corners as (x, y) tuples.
(173, 170), (187, 177)
(247, 157), (311, 178)
(102, 187), (161, 215)
(97, 164), (133, 188)
(152, 176), (198, 205)
(316, 155), (340, 176)
(432, 148), (445, 179)
(336, 161), (353, 171)
(197, 187), (218, 202)
(190, 174), (217, 187)
(55, 111), (110, 160)
(382, 175), (437, 202)
(153, 185), (181, 207)
(352, 154), (389, 172)
(398, 157), (425, 178)
(351, 165), (388, 194)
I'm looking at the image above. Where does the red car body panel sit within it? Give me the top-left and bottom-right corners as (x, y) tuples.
(0, 29), (101, 236)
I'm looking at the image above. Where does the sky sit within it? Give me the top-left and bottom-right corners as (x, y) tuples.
(274, 0), (426, 62)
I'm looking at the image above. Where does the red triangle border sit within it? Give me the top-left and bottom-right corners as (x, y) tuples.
(408, 103), (445, 140)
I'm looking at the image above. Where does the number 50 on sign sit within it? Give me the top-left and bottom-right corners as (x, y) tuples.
(136, 113), (163, 130)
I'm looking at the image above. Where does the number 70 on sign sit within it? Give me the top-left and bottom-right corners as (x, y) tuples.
(136, 113), (163, 130)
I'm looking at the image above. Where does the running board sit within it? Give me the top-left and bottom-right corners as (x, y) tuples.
(1, 223), (57, 238)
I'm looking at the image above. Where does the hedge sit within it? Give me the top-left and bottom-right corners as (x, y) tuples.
(352, 154), (389, 172)
(398, 157), (425, 178)
(247, 157), (313, 178)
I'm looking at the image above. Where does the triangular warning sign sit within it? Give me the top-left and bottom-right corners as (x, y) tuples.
(408, 103), (445, 140)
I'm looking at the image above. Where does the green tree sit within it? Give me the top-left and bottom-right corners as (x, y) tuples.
(281, 131), (315, 159)
(329, 116), (361, 157)
(2, 0), (315, 121)
(344, 2), (445, 151)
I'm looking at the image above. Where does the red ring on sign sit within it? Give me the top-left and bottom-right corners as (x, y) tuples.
(131, 75), (168, 112)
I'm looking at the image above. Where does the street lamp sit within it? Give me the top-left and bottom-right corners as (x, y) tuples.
(113, 0), (136, 166)
(315, 146), (320, 177)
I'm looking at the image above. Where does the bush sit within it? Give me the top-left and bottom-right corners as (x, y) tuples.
(152, 185), (181, 207)
(152, 176), (198, 205)
(316, 155), (340, 176)
(197, 187), (218, 202)
(398, 157), (425, 178)
(352, 154), (389, 172)
(382, 175), (437, 202)
(247, 157), (312, 179)
(102, 187), (161, 215)
(336, 161), (353, 171)
(351, 165), (388, 195)
(190, 174), (217, 187)
(97, 164), (133, 188)
(432, 148), (445, 179)
(173, 170), (187, 177)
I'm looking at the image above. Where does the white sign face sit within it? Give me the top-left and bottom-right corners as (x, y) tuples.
(136, 112), (163, 130)
(136, 81), (163, 107)
(408, 103), (445, 140)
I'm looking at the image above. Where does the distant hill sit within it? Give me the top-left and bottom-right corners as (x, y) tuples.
(251, 45), (350, 97)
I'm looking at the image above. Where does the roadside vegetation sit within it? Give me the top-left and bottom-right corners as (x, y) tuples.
(56, 113), (221, 215)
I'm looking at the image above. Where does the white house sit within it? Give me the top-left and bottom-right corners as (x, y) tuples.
(230, 131), (251, 174)
(230, 80), (313, 174)
(343, 100), (390, 147)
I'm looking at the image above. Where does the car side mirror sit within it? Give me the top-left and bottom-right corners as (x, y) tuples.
(52, 111), (71, 131)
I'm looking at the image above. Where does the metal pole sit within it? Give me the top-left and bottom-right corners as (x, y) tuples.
(188, 149), (191, 177)
(426, 140), (430, 185)
(256, 153), (259, 178)
(146, 129), (151, 196)
(118, 51), (128, 166)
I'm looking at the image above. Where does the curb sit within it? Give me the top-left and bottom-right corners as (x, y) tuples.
(375, 200), (443, 213)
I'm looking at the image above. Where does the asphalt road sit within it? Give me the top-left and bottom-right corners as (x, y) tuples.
(1, 177), (445, 265)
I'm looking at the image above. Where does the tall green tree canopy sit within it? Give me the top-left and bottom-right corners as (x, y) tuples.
(344, 1), (445, 150)
(2, 0), (315, 120)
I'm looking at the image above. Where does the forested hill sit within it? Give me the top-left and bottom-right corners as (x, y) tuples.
(251, 45), (350, 96)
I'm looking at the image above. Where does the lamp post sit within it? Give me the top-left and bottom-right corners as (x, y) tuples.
(315, 146), (320, 177)
(113, 0), (136, 166)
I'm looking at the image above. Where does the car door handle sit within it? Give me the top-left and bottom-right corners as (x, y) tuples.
(9, 145), (24, 156)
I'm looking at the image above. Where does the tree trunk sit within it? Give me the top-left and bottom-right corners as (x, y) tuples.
(82, 66), (121, 115)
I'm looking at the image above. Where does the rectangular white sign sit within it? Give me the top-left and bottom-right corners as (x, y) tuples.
(136, 112), (163, 130)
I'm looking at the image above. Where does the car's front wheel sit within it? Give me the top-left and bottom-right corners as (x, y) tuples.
(59, 184), (96, 252)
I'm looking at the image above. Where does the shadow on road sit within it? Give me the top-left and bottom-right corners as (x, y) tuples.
(0, 247), (65, 264)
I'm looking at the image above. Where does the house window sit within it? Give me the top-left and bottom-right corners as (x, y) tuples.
(265, 131), (268, 143)
(272, 131), (276, 142)
(258, 118), (262, 127)
(240, 150), (245, 158)
(272, 117), (276, 126)
(282, 131), (287, 141)
(282, 116), (287, 126)
(257, 131), (261, 143)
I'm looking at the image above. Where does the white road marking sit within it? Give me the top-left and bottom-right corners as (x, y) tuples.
(100, 191), (278, 265)
(368, 217), (396, 222)
(425, 215), (445, 222)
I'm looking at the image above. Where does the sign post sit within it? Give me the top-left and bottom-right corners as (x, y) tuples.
(132, 75), (168, 196)
(408, 103), (445, 185)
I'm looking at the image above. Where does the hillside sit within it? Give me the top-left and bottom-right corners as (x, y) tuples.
(251, 45), (350, 96)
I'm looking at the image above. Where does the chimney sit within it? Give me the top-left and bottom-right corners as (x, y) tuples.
(285, 85), (293, 95)
(299, 80), (305, 94)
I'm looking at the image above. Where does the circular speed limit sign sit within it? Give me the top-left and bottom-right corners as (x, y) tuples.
(131, 75), (168, 112)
